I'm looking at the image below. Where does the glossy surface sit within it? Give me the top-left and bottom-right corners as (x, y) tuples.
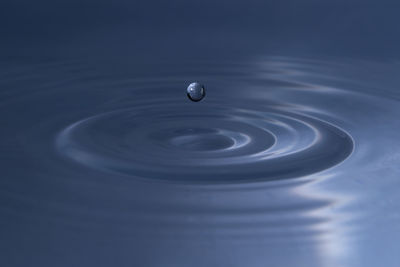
(187, 82), (206, 102)
(1, 1), (400, 267)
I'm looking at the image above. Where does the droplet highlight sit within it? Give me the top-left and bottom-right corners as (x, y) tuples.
(187, 82), (206, 102)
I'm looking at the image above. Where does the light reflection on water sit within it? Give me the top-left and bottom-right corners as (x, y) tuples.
(0, 57), (399, 267)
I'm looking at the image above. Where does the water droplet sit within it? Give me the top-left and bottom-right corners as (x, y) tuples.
(187, 82), (206, 102)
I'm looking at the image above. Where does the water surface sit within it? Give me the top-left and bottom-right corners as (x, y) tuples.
(1, 1), (400, 266)
(1, 56), (400, 267)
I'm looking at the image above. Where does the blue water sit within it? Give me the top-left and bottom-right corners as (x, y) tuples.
(1, 1), (400, 267)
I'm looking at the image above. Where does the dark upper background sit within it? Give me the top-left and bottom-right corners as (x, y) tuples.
(1, 0), (400, 61)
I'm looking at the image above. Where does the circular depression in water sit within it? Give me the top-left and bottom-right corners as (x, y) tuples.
(56, 102), (353, 183)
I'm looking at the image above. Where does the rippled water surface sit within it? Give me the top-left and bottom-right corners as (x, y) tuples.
(1, 56), (400, 267)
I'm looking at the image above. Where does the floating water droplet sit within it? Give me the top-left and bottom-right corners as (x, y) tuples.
(187, 82), (206, 102)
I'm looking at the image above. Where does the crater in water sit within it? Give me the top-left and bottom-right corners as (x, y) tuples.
(168, 128), (236, 151)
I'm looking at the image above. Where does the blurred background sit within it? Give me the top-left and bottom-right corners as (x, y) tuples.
(1, 0), (400, 60)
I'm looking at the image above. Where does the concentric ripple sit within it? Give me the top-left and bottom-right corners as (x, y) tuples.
(4, 56), (400, 267)
(56, 98), (353, 183)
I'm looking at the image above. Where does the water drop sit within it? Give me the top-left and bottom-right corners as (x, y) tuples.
(187, 82), (206, 102)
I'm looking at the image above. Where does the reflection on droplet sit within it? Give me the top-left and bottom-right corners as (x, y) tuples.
(187, 82), (206, 102)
